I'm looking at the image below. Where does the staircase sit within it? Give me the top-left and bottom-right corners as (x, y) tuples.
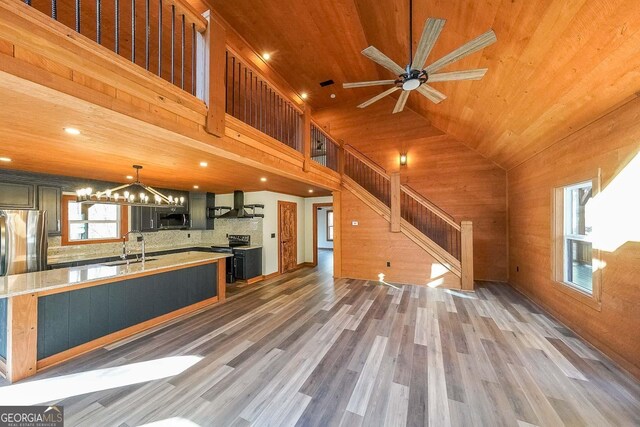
(340, 145), (474, 290)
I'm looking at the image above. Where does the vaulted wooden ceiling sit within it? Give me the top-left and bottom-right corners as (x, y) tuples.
(207, 0), (640, 169)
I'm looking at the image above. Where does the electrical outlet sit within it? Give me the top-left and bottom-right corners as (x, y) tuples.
(226, 233), (229, 238)
(387, 261), (391, 267)
(352, 221), (359, 226)
(516, 266), (519, 272)
(271, 233), (276, 238)
(187, 233), (191, 238)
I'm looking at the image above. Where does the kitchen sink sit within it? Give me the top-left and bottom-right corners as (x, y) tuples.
(102, 258), (157, 266)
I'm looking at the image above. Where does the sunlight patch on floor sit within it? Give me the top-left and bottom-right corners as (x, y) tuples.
(0, 355), (202, 405)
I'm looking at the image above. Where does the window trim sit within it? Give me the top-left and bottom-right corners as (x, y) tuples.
(326, 209), (334, 241)
(61, 194), (129, 246)
(551, 173), (602, 311)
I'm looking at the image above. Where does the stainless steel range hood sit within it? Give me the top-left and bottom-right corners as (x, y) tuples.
(216, 191), (264, 219)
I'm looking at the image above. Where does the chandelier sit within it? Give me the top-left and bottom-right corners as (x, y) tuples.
(75, 165), (185, 208)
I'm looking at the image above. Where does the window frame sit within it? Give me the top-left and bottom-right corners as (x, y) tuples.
(326, 209), (334, 241)
(551, 173), (602, 310)
(61, 194), (129, 246)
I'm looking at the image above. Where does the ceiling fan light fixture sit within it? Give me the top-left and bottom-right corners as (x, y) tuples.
(402, 79), (421, 91)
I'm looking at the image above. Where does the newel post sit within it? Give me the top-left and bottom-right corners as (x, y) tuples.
(205, 14), (226, 138)
(461, 221), (474, 291)
(390, 172), (401, 232)
(302, 106), (312, 172)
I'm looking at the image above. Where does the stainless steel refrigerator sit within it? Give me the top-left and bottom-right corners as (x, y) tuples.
(0, 210), (48, 276)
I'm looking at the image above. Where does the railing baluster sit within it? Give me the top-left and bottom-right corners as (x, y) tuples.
(231, 56), (235, 116)
(237, 61), (241, 118)
(131, 0), (136, 63)
(145, 0), (150, 70)
(243, 66), (247, 121)
(157, 0), (162, 76)
(52, 0), (57, 20)
(96, 0), (101, 44)
(170, 4), (175, 82)
(75, 0), (80, 32)
(191, 23), (196, 95)
(181, 14), (185, 88)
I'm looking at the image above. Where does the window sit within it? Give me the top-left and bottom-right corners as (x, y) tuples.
(61, 195), (128, 245)
(326, 210), (334, 241)
(552, 178), (601, 308)
(563, 182), (593, 292)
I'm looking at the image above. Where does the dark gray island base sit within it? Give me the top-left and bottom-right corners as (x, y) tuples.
(0, 252), (229, 383)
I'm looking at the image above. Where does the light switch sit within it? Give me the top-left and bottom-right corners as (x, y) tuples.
(352, 221), (359, 226)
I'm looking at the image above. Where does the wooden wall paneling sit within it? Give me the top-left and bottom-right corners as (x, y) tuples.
(332, 190), (342, 278)
(316, 99), (507, 281)
(206, 15), (226, 137)
(390, 172), (400, 232)
(340, 187), (460, 288)
(508, 96), (640, 379)
(6, 293), (38, 382)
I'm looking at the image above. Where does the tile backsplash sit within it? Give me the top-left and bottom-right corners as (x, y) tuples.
(48, 218), (263, 263)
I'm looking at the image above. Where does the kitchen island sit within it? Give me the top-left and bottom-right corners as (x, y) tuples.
(0, 252), (231, 383)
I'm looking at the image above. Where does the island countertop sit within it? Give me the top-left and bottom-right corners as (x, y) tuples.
(0, 251), (232, 298)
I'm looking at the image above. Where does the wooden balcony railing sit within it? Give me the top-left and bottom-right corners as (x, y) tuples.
(224, 49), (303, 153)
(24, 0), (207, 95)
(344, 145), (390, 206)
(310, 122), (340, 173)
(400, 186), (461, 261)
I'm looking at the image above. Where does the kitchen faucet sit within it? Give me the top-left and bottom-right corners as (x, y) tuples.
(121, 231), (146, 263)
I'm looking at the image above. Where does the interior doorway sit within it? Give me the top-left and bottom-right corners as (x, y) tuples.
(313, 203), (334, 272)
(278, 201), (298, 274)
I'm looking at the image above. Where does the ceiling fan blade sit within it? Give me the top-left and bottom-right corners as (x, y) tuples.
(392, 90), (410, 114)
(427, 68), (488, 82)
(424, 29), (496, 74)
(343, 80), (396, 89)
(361, 46), (405, 76)
(417, 84), (447, 104)
(411, 18), (446, 70)
(357, 87), (401, 109)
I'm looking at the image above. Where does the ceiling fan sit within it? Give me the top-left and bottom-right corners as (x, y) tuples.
(343, 1), (497, 113)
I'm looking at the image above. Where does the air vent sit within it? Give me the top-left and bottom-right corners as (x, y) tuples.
(319, 79), (335, 87)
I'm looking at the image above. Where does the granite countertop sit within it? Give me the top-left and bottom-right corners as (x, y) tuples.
(47, 244), (215, 265)
(0, 252), (232, 299)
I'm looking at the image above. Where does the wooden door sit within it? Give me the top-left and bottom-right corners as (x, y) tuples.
(278, 201), (298, 273)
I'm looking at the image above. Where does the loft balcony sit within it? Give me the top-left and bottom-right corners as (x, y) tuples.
(0, 0), (341, 195)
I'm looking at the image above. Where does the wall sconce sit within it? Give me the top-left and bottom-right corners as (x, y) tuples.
(399, 153), (408, 166)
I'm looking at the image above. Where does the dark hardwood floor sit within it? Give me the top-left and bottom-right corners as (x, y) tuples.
(1, 259), (639, 426)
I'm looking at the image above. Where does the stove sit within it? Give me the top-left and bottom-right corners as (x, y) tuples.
(211, 235), (251, 283)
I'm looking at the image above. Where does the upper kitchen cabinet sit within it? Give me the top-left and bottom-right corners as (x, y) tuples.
(131, 206), (157, 232)
(189, 192), (215, 230)
(0, 182), (35, 209)
(37, 185), (61, 235)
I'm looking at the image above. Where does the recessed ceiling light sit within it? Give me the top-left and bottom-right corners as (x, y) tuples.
(64, 127), (81, 135)
(262, 52), (271, 60)
(0, 157), (11, 162)
(126, 175), (134, 180)
(308, 189), (314, 193)
(330, 93), (336, 99)
(301, 93), (308, 100)
(260, 177), (267, 182)
(199, 161), (208, 167)
(193, 185), (199, 189)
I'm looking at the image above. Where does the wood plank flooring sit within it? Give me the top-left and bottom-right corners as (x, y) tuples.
(2, 252), (639, 426)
